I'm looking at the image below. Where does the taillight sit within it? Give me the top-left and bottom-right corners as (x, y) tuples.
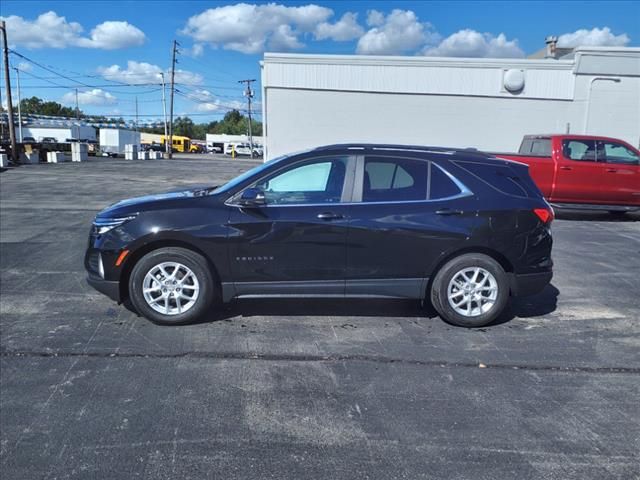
(533, 207), (554, 224)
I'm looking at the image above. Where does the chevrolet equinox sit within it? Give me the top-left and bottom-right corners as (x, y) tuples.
(85, 144), (554, 327)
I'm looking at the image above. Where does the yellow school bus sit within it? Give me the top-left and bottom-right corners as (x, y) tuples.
(166, 135), (191, 153)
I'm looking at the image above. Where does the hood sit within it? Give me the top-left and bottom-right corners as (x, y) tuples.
(98, 184), (217, 217)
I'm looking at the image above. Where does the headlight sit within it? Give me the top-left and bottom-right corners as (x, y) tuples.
(93, 214), (138, 235)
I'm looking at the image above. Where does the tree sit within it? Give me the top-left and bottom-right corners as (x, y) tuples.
(20, 96), (79, 117)
(173, 117), (195, 138)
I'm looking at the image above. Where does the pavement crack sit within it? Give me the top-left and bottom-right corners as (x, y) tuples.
(1, 349), (639, 375)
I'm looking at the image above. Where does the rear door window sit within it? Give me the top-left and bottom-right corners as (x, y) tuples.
(562, 140), (600, 162)
(363, 157), (428, 202)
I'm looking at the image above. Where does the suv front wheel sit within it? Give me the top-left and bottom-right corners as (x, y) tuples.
(129, 247), (216, 325)
(430, 253), (509, 327)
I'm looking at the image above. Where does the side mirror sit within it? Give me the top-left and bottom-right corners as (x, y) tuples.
(238, 188), (266, 207)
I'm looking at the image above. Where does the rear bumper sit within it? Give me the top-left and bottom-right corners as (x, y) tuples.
(510, 271), (553, 297)
(87, 273), (121, 303)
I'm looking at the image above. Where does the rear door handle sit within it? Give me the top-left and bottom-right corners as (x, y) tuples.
(435, 209), (464, 216)
(317, 212), (344, 221)
(606, 168), (618, 173)
(559, 166), (572, 171)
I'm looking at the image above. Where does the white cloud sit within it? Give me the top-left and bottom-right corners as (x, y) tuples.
(557, 27), (630, 48)
(78, 21), (145, 50)
(98, 61), (203, 85)
(183, 89), (245, 112)
(315, 12), (364, 42)
(61, 89), (117, 106)
(181, 3), (333, 54)
(16, 62), (33, 72)
(270, 24), (305, 50)
(366, 10), (385, 27)
(0, 11), (145, 50)
(189, 43), (205, 57)
(423, 29), (524, 58)
(356, 10), (438, 55)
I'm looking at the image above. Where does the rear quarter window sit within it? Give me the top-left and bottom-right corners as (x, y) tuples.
(455, 161), (529, 198)
(429, 164), (463, 199)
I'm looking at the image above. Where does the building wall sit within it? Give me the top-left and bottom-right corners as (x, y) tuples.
(262, 49), (640, 159)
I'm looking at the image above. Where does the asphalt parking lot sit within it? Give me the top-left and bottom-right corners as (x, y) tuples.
(1, 155), (639, 479)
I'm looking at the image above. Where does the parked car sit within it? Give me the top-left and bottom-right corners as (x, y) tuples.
(495, 135), (639, 213)
(85, 144), (554, 327)
(225, 143), (252, 156)
(143, 142), (165, 152)
(208, 145), (222, 153)
(22, 136), (36, 144)
(40, 137), (57, 144)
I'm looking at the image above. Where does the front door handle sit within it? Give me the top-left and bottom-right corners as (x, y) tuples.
(559, 166), (572, 171)
(606, 168), (618, 173)
(435, 209), (464, 216)
(317, 212), (344, 221)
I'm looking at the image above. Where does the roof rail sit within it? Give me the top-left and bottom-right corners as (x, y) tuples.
(313, 143), (495, 158)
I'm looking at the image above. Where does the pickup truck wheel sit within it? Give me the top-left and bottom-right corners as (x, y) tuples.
(129, 247), (216, 325)
(430, 253), (509, 327)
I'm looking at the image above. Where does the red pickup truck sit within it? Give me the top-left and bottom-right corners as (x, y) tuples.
(494, 135), (640, 212)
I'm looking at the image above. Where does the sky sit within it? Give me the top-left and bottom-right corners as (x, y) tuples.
(1, 0), (638, 124)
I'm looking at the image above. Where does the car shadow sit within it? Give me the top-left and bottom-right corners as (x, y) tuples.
(555, 209), (639, 222)
(489, 284), (560, 326)
(194, 283), (560, 328)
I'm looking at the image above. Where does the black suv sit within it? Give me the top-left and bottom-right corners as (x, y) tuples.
(85, 144), (553, 327)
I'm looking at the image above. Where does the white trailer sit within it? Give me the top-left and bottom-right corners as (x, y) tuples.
(22, 125), (96, 143)
(99, 129), (141, 156)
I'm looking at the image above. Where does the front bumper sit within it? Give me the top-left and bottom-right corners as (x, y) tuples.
(87, 273), (121, 303)
(509, 270), (553, 297)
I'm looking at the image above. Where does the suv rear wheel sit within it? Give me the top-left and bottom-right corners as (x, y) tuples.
(129, 247), (216, 325)
(430, 253), (509, 327)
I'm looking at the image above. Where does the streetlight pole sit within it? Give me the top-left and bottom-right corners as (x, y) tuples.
(238, 79), (256, 156)
(14, 66), (22, 143)
(160, 72), (168, 155)
(1, 21), (17, 163)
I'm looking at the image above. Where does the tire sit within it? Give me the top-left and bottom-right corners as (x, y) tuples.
(430, 253), (509, 327)
(129, 247), (216, 325)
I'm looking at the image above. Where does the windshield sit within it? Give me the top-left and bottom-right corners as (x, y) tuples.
(212, 155), (288, 195)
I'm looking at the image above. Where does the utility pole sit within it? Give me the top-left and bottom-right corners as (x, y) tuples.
(239, 79), (256, 156)
(1, 21), (17, 163)
(168, 40), (179, 159)
(160, 72), (169, 155)
(75, 88), (80, 119)
(135, 96), (139, 134)
(14, 67), (22, 143)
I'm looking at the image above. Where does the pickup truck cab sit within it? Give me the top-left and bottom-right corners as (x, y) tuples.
(495, 135), (639, 212)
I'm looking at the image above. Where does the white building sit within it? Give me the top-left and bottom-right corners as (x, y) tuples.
(260, 47), (640, 160)
(21, 125), (97, 143)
